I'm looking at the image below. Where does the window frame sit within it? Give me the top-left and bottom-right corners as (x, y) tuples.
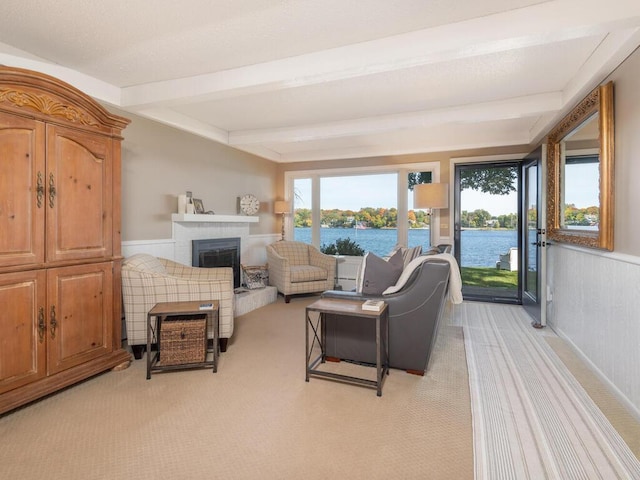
(284, 161), (441, 249)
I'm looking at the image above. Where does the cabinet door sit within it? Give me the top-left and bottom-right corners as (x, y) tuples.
(46, 125), (112, 262)
(0, 113), (45, 268)
(0, 270), (47, 394)
(47, 262), (113, 374)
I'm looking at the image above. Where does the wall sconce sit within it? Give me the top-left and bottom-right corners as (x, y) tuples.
(274, 200), (291, 241)
(413, 183), (449, 247)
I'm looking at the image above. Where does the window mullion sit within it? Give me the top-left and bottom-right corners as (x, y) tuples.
(311, 176), (321, 248)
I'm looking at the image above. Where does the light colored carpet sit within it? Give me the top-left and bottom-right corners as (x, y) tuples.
(545, 336), (640, 458)
(0, 296), (473, 480)
(459, 302), (640, 479)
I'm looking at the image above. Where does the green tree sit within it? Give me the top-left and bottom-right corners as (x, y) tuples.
(460, 167), (517, 195)
(464, 209), (492, 228)
(410, 167), (517, 195)
(294, 208), (312, 227)
(320, 237), (365, 256)
(497, 213), (517, 229)
(408, 171), (433, 190)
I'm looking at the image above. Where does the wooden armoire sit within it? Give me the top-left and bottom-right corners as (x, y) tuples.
(0, 66), (131, 415)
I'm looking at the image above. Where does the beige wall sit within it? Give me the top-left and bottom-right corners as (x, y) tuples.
(115, 109), (278, 241)
(609, 46), (640, 256)
(546, 46), (640, 415)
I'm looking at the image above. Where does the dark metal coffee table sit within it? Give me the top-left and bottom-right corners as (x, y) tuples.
(305, 297), (389, 396)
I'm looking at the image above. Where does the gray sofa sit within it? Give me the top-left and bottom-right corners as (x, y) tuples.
(320, 258), (451, 375)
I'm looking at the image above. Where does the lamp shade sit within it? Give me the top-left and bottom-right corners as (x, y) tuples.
(274, 200), (291, 214)
(413, 183), (449, 210)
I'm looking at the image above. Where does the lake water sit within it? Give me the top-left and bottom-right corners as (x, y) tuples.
(294, 227), (518, 267)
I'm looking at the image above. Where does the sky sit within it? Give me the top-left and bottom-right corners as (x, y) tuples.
(564, 162), (599, 208)
(294, 174), (398, 210)
(294, 173), (519, 216)
(294, 166), (599, 217)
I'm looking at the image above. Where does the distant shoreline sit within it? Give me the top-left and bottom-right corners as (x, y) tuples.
(302, 226), (517, 231)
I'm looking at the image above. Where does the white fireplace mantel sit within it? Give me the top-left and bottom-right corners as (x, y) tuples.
(122, 214), (277, 268)
(170, 213), (263, 268)
(171, 213), (259, 223)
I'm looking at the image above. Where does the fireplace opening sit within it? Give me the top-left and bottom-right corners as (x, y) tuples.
(192, 237), (241, 289)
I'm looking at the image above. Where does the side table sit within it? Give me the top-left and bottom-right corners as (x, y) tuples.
(305, 297), (389, 396)
(146, 300), (219, 379)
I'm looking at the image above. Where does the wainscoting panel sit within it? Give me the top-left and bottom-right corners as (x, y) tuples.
(122, 234), (279, 265)
(547, 245), (640, 418)
(121, 239), (175, 259)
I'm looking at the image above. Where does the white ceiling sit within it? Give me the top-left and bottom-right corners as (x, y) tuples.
(1, 0), (640, 163)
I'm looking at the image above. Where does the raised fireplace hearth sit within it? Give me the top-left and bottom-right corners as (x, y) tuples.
(192, 237), (241, 289)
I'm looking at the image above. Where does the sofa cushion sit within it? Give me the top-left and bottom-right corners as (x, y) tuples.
(356, 249), (404, 295)
(290, 265), (328, 283)
(382, 255), (429, 295)
(385, 244), (422, 267)
(402, 245), (422, 267)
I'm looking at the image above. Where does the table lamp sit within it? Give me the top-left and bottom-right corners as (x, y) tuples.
(413, 183), (449, 247)
(274, 200), (291, 240)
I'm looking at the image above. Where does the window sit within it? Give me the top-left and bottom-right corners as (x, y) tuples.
(285, 163), (440, 254)
(293, 178), (312, 244)
(407, 170), (433, 249)
(320, 173), (397, 256)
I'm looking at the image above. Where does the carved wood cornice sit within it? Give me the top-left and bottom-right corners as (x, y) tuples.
(0, 66), (130, 134)
(0, 87), (99, 127)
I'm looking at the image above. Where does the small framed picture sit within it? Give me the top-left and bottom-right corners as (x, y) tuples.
(193, 198), (205, 214)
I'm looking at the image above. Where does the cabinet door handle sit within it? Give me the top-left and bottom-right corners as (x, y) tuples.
(50, 305), (57, 339)
(38, 307), (46, 343)
(36, 172), (44, 208)
(49, 172), (56, 208)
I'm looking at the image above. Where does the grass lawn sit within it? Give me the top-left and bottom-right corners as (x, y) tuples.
(461, 266), (518, 289)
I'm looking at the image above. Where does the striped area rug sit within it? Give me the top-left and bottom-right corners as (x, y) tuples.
(458, 302), (640, 479)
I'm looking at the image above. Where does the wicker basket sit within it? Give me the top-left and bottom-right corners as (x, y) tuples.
(159, 315), (207, 365)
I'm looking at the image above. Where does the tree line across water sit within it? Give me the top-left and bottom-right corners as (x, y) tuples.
(293, 207), (515, 229)
(294, 204), (598, 230)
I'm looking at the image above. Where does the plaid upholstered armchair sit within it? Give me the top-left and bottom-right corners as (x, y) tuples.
(121, 253), (234, 359)
(266, 241), (336, 303)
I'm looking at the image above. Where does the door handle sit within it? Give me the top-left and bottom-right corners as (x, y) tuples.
(49, 173), (56, 208)
(38, 307), (46, 342)
(50, 305), (57, 339)
(36, 172), (44, 208)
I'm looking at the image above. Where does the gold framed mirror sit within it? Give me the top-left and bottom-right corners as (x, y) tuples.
(547, 82), (614, 250)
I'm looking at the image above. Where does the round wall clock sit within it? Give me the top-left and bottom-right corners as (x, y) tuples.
(239, 194), (260, 215)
